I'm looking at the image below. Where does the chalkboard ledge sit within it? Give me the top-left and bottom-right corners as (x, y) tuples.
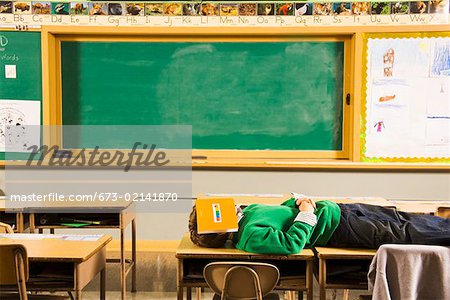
(191, 160), (450, 171)
(0, 160), (448, 171)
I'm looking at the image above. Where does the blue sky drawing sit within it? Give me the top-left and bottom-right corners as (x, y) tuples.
(431, 40), (450, 77)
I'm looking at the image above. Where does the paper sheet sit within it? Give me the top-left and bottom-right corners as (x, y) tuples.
(365, 37), (450, 159)
(0, 99), (40, 152)
(0, 233), (103, 241)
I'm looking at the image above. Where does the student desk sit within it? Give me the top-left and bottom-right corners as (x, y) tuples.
(313, 247), (377, 300)
(199, 193), (391, 207)
(24, 199), (136, 300)
(436, 206), (450, 218)
(0, 233), (111, 300)
(0, 200), (26, 232)
(389, 200), (450, 215)
(176, 233), (315, 300)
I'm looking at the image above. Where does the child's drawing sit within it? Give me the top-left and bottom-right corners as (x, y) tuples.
(369, 38), (431, 78)
(383, 48), (395, 77)
(430, 39), (450, 77)
(374, 121), (385, 132)
(0, 100), (40, 152)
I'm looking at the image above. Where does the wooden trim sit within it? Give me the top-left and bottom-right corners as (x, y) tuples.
(1, 158), (449, 170)
(190, 159), (450, 170)
(45, 28), (353, 160)
(351, 32), (364, 162)
(41, 25), (450, 35)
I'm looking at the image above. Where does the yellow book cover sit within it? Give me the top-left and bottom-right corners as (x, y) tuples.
(196, 198), (238, 234)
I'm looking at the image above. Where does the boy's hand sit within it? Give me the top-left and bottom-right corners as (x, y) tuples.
(296, 197), (316, 213)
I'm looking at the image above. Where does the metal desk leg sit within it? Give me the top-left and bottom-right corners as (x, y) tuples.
(306, 260), (313, 300)
(132, 218), (137, 293)
(318, 258), (326, 300)
(100, 267), (106, 300)
(121, 227), (126, 300)
(177, 259), (184, 300)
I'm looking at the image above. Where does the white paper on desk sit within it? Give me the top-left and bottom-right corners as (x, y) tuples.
(0, 234), (102, 241)
(0, 100), (40, 152)
(61, 235), (103, 241)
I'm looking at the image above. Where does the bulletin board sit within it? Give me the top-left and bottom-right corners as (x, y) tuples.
(361, 32), (450, 163)
(0, 31), (42, 160)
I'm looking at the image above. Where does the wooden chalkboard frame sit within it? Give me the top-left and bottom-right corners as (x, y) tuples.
(43, 27), (353, 160)
(38, 26), (450, 170)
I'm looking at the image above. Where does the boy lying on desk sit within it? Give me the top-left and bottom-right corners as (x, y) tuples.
(189, 193), (450, 255)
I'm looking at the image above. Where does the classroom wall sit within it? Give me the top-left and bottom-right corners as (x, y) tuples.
(1, 170), (449, 240)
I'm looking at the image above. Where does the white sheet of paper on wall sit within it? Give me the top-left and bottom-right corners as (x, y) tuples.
(0, 100), (41, 153)
(365, 37), (450, 159)
(5, 65), (16, 79)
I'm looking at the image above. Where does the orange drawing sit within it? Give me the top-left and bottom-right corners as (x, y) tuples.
(379, 95), (396, 102)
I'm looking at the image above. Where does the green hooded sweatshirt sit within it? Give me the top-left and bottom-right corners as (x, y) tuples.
(234, 198), (341, 255)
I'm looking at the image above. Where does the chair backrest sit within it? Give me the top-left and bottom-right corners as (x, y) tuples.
(0, 222), (14, 234)
(204, 262), (280, 300)
(436, 207), (450, 218)
(0, 244), (29, 299)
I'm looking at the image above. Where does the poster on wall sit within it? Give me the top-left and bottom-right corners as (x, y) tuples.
(364, 36), (450, 161)
(0, 100), (40, 152)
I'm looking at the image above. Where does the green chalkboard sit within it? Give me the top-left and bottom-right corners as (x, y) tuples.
(0, 31), (42, 160)
(62, 41), (344, 151)
(0, 32), (42, 101)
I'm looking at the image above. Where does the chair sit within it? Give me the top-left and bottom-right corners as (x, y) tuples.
(0, 222), (14, 233)
(204, 262), (280, 300)
(0, 244), (68, 300)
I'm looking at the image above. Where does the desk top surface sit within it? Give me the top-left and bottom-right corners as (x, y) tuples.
(391, 201), (450, 214)
(198, 194), (392, 207)
(314, 247), (377, 259)
(0, 234), (112, 262)
(0, 200), (16, 212)
(176, 233), (314, 260)
(0, 198), (134, 211)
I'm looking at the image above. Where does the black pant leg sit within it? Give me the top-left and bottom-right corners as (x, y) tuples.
(397, 210), (450, 245)
(327, 203), (450, 248)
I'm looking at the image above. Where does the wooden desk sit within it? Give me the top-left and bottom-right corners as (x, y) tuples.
(0, 233), (111, 300)
(436, 206), (450, 218)
(0, 200), (26, 233)
(389, 200), (450, 215)
(176, 233), (315, 300)
(25, 200), (136, 300)
(313, 247), (377, 300)
(199, 194), (391, 207)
